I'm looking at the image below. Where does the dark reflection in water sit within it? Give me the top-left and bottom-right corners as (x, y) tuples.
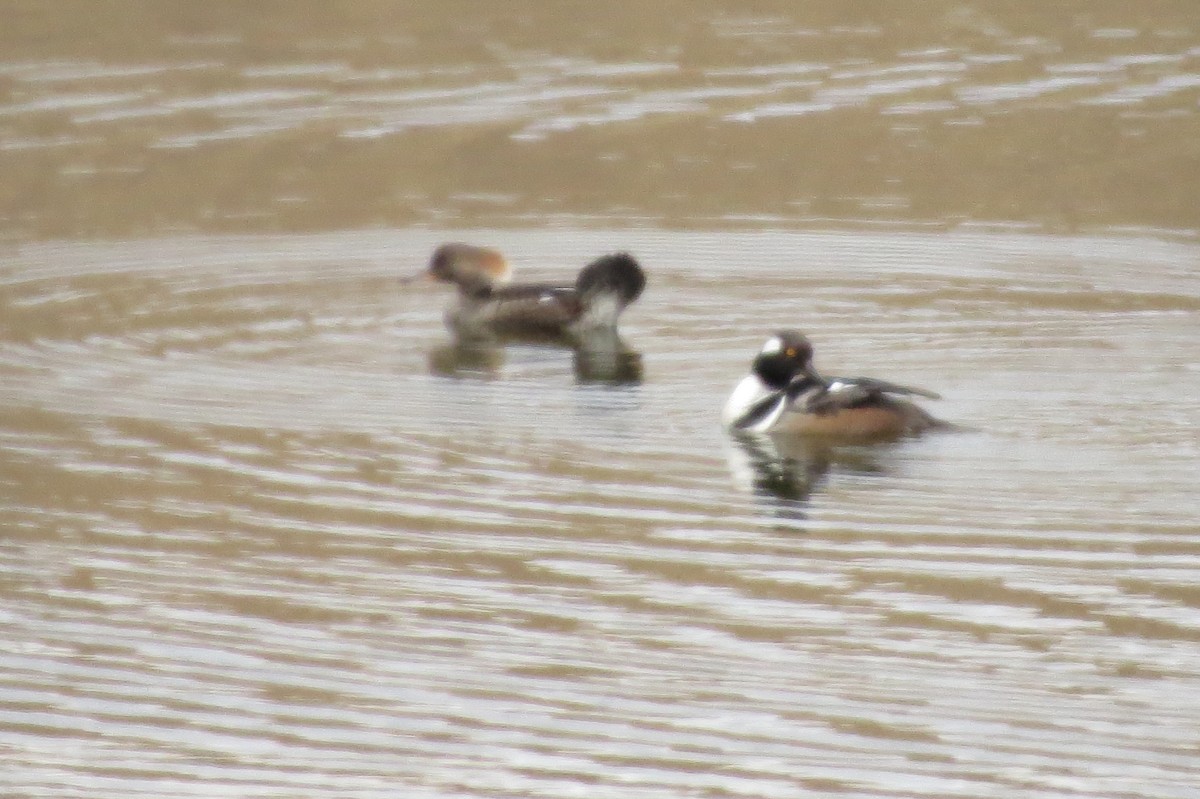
(428, 329), (643, 385)
(570, 329), (644, 386)
(727, 431), (893, 523)
(427, 336), (509, 378)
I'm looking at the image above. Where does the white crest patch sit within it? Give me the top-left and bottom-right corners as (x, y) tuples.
(760, 336), (783, 355)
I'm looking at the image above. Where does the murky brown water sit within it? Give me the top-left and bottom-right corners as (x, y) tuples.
(3, 5), (1200, 799)
(4, 1), (1200, 236)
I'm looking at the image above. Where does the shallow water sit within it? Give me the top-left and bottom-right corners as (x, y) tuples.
(3, 4), (1200, 798)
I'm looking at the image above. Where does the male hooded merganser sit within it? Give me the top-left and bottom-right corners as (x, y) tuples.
(408, 243), (646, 338)
(722, 330), (947, 441)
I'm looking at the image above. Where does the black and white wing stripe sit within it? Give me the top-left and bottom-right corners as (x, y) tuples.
(730, 390), (789, 432)
(730, 374), (827, 431)
(804, 376), (941, 414)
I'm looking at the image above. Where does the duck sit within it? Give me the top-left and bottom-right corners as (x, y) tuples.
(407, 243), (646, 339)
(722, 330), (947, 441)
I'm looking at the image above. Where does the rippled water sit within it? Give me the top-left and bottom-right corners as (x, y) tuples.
(3, 3), (1199, 235)
(4, 3), (1200, 797)
(4, 228), (1199, 797)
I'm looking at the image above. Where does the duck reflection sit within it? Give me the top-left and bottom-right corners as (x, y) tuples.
(571, 327), (644, 385)
(726, 431), (891, 522)
(427, 327), (643, 385)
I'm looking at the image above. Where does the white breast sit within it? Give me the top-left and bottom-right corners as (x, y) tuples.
(721, 375), (775, 430)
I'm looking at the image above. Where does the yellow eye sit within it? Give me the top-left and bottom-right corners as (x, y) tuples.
(785, 347), (796, 357)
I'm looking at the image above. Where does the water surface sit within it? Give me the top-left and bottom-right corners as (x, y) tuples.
(4, 228), (1199, 798)
(2, 2), (1199, 236)
(2, 3), (1200, 797)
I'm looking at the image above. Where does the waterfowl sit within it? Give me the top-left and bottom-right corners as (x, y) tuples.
(722, 330), (947, 442)
(409, 243), (645, 338)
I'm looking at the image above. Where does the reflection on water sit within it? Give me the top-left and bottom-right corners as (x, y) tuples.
(725, 432), (834, 522)
(427, 335), (508, 378)
(429, 330), (644, 385)
(726, 431), (896, 523)
(571, 335), (643, 386)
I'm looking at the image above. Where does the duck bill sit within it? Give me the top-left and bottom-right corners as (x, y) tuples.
(400, 270), (434, 286)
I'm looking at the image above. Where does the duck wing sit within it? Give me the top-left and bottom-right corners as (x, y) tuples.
(802, 375), (940, 415)
(835, 376), (941, 400)
(479, 284), (582, 332)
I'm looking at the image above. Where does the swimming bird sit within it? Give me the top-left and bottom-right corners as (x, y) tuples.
(722, 330), (947, 441)
(408, 243), (645, 339)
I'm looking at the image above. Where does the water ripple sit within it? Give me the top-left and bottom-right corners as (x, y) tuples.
(3, 239), (1200, 796)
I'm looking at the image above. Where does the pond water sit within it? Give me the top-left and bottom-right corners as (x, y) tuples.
(2, 5), (1199, 798)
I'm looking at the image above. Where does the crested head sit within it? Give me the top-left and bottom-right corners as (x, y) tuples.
(752, 330), (815, 389)
(575, 252), (646, 307)
(427, 243), (512, 293)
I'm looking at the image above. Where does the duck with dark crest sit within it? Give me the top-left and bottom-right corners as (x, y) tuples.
(408, 243), (646, 339)
(722, 330), (949, 442)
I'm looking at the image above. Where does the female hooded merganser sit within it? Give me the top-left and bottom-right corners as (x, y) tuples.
(409, 243), (646, 338)
(722, 330), (947, 441)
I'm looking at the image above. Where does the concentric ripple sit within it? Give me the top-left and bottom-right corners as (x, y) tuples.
(2, 229), (1198, 798)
